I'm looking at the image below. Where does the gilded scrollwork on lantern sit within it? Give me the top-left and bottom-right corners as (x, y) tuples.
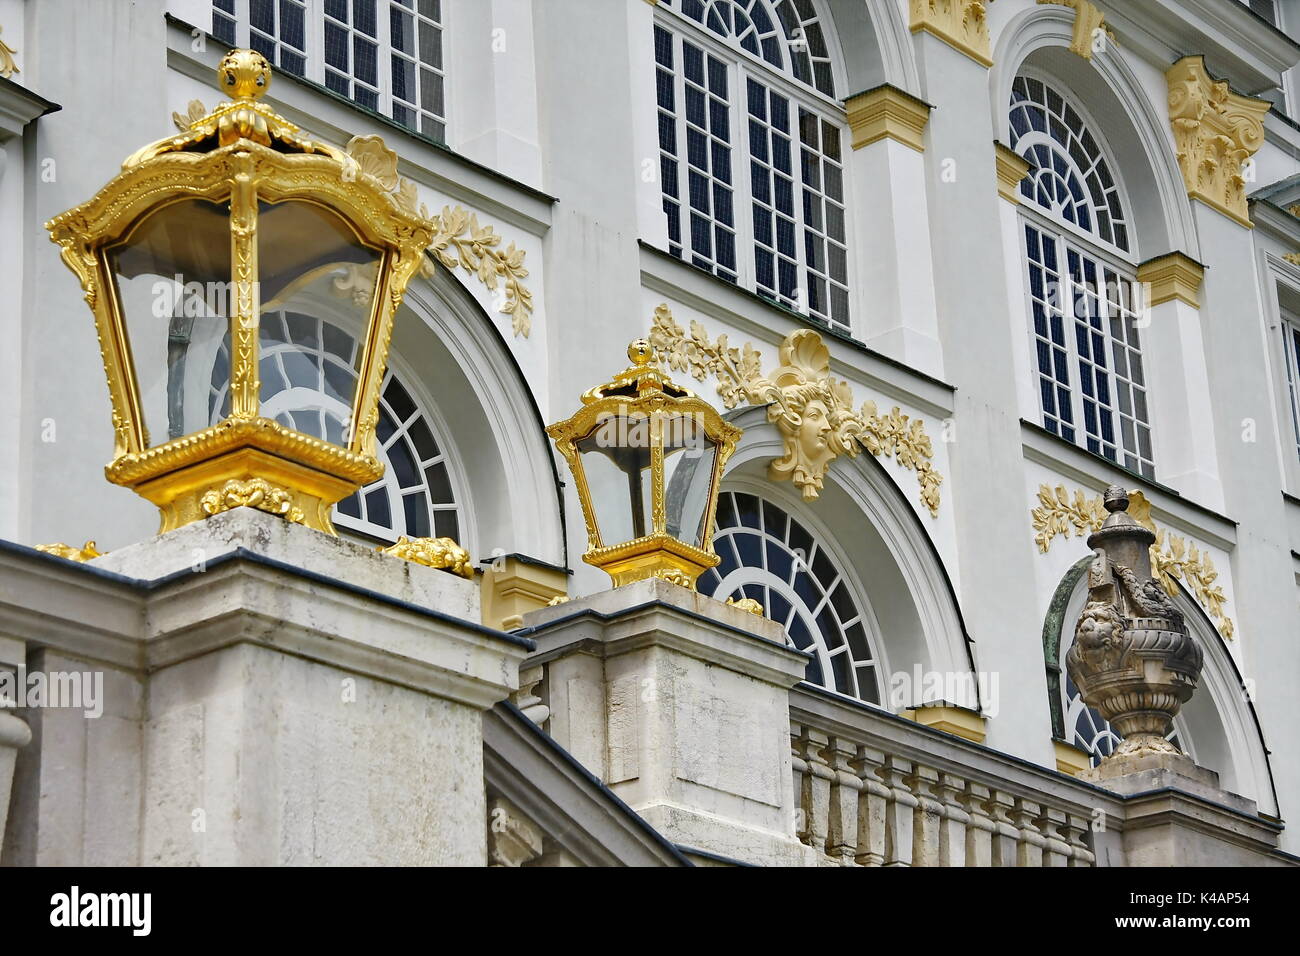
(172, 99), (208, 133)
(648, 304), (943, 516)
(378, 535), (476, 579)
(1166, 56), (1270, 228)
(46, 49), (436, 536)
(1031, 483), (1234, 640)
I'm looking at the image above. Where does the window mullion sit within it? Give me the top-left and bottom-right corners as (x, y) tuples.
(733, 62), (756, 294)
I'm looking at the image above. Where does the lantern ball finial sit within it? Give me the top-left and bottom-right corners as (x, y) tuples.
(218, 48), (271, 101)
(627, 339), (654, 366)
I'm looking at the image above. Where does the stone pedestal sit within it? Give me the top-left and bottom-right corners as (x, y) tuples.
(521, 577), (814, 865)
(1084, 753), (1285, 866)
(3, 508), (529, 865)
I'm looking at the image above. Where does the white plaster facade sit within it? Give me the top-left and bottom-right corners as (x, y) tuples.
(0, 0), (1297, 866)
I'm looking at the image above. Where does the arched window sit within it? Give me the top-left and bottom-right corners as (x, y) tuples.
(206, 311), (463, 543)
(1009, 74), (1154, 479)
(212, 0), (448, 141)
(699, 490), (882, 703)
(653, 0), (850, 330)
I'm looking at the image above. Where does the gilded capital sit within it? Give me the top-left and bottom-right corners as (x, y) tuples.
(845, 85), (932, 153)
(909, 0), (995, 68)
(1166, 56), (1270, 228)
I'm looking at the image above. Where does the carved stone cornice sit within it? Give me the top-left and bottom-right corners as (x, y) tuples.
(1166, 55), (1270, 229)
(909, 0), (996, 68)
(1136, 252), (1205, 308)
(648, 305), (943, 516)
(845, 85), (931, 153)
(1036, 0), (1114, 60)
(994, 142), (1030, 203)
(1031, 484), (1234, 640)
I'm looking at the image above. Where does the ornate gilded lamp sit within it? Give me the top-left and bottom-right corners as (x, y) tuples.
(45, 49), (433, 535)
(547, 340), (741, 588)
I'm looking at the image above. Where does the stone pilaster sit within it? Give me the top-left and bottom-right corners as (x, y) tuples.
(521, 577), (813, 865)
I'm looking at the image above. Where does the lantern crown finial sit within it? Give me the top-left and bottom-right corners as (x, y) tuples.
(218, 48), (272, 101)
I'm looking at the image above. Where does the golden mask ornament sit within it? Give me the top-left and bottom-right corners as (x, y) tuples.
(547, 341), (742, 589)
(46, 49), (435, 534)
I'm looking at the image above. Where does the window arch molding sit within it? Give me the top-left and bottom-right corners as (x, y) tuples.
(720, 406), (977, 710)
(1045, 557), (1279, 816)
(988, 5), (1198, 259)
(390, 261), (569, 567)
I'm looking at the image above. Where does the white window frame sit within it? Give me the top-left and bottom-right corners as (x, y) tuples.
(1011, 71), (1156, 479)
(653, 0), (855, 333)
(1280, 306), (1300, 465)
(212, 0), (449, 142)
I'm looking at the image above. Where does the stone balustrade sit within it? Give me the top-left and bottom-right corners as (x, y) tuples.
(790, 684), (1115, 866)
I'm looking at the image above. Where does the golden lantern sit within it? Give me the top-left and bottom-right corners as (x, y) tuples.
(45, 49), (434, 535)
(547, 340), (741, 588)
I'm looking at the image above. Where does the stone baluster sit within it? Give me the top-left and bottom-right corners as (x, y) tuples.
(985, 789), (1020, 866)
(880, 755), (917, 866)
(936, 772), (969, 867)
(1012, 798), (1047, 866)
(822, 736), (861, 865)
(1064, 814), (1097, 867)
(905, 764), (943, 867)
(796, 726), (833, 855)
(962, 782), (995, 866)
(1038, 807), (1072, 867)
(790, 724), (810, 845)
(851, 745), (889, 867)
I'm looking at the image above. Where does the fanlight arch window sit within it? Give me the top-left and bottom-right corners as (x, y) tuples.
(212, 0), (448, 141)
(1009, 75), (1154, 479)
(204, 310), (463, 543)
(653, 0), (851, 329)
(699, 491), (882, 703)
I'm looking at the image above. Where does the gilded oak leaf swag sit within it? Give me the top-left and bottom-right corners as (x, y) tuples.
(336, 136), (535, 337)
(649, 304), (943, 516)
(1031, 484), (1234, 640)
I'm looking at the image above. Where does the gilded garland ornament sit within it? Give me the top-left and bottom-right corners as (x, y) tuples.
(378, 535), (475, 579)
(648, 304), (943, 516)
(1031, 484), (1234, 639)
(1035, 1), (1114, 60)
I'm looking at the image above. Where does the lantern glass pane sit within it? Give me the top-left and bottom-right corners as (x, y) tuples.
(662, 412), (718, 549)
(257, 200), (382, 440)
(109, 198), (234, 447)
(575, 413), (654, 546)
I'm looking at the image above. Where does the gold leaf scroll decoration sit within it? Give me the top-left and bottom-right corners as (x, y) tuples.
(648, 304), (943, 516)
(339, 137), (535, 338)
(1031, 484), (1234, 640)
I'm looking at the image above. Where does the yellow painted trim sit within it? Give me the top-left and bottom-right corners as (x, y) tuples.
(909, 0), (995, 69)
(481, 556), (569, 630)
(1136, 252), (1204, 308)
(903, 705), (987, 743)
(1054, 740), (1092, 776)
(845, 84), (932, 153)
(994, 142), (1030, 203)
